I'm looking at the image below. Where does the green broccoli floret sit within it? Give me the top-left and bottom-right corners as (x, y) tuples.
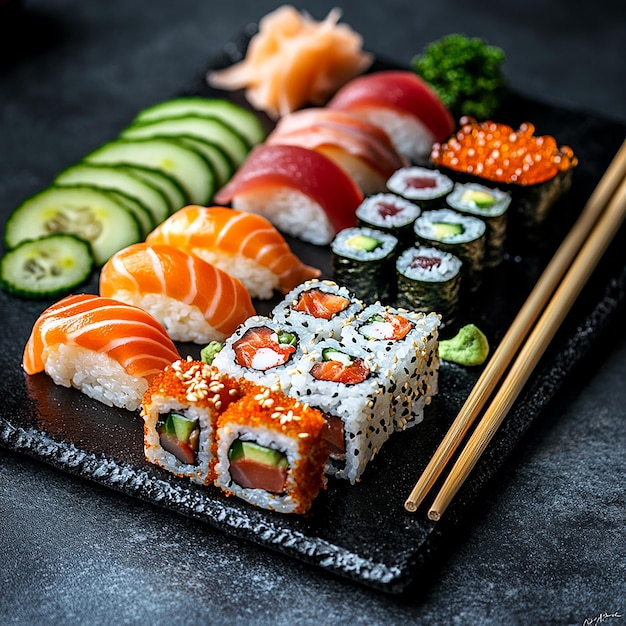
(200, 341), (223, 365)
(438, 323), (490, 366)
(411, 33), (507, 120)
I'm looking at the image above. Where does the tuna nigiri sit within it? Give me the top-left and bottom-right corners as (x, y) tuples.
(99, 243), (256, 343)
(266, 108), (407, 195)
(327, 70), (455, 164)
(214, 144), (363, 245)
(145, 205), (321, 300)
(23, 293), (181, 411)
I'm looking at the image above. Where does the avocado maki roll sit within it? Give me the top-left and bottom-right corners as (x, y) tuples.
(355, 193), (421, 248)
(413, 208), (486, 292)
(331, 227), (399, 304)
(395, 245), (462, 326)
(445, 182), (511, 267)
(386, 166), (454, 210)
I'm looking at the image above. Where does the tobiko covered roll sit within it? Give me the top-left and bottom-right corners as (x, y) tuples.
(146, 205), (320, 300)
(99, 242), (256, 343)
(330, 227), (399, 304)
(214, 385), (328, 514)
(213, 144), (363, 246)
(141, 359), (249, 485)
(23, 293), (181, 411)
(327, 70), (455, 164)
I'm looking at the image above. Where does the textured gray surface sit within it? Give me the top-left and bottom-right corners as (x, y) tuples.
(1, 0), (625, 624)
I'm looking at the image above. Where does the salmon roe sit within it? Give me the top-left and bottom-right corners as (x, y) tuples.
(430, 117), (578, 186)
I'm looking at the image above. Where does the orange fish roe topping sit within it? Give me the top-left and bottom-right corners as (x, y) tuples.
(142, 358), (249, 411)
(430, 117), (578, 185)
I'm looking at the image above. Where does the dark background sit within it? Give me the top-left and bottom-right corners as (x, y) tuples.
(1, 1), (625, 624)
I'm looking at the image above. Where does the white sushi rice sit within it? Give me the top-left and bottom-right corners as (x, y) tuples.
(191, 249), (279, 301)
(396, 245), (462, 282)
(232, 187), (335, 246)
(446, 182), (512, 218)
(110, 290), (225, 344)
(331, 227), (398, 261)
(414, 208), (487, 244)
(44, 343), (148, 412)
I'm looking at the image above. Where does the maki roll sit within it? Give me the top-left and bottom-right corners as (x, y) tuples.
(331, 227), (399, 304)
(289, 338), (393, 483)
(141, 359), (249, 485)
(355, 193), (421, 248)
(395, 245), (462, 326)
(413, 208), (486, 292)
(386, 166), (454, 210)
(271, 279), (364, 342)
(341, 304), (441, 430)
(212, 316), (309, 393)
(445, 182), (511, 267)
(214, 385), (328, 514)
(430, 117), (578, 230)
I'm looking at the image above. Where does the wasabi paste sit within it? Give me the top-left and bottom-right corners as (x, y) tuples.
(200, 341), (223, 365)
(438, 323), (489, 366)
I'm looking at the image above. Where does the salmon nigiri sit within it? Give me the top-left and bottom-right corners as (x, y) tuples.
(146, 205), (321, 300)
(100, 243), (256, 343)
(23, 293), (181, 411)
(213, 144), (363, 245)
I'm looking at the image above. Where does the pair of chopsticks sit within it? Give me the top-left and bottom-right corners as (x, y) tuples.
(405, 138), (626, 521)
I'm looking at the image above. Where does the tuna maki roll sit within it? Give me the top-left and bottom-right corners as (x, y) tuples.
(386, 166), (454, 210)
(413, 208), (486, 292)
(214, 385), (328, 514)
(331, 227), (399, 304)
(445, 182), (511, 267)
(395, 245), (462, 326)
(355, 193), (421, 248)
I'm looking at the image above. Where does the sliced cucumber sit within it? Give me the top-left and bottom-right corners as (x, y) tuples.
(122, 164), (187, 215)
(0, 233), (94, 299)
(85, 137), (215, 206)
(104, 189), (155, 238)
(120, 114), (249, 169)
(132, 97), (266, 147)
(176, 136), (235, 188)
(4, 185), (142, 266)
(55, 162), (170, 226)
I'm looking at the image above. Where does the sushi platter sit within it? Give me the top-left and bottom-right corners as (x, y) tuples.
(2, 18), (626, 595)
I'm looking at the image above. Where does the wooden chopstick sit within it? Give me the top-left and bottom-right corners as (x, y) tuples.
(427, 169), (626, 520)
(405, 139), (626, 514)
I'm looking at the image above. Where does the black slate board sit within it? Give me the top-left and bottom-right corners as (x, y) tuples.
(1, 32), (625, 594)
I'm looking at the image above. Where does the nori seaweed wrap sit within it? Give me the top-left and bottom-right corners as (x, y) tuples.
(395, 245), (462, 326)
(413, 208), (486, 292)
(445, 182), (511, 267)
(331, 227), (399, 304)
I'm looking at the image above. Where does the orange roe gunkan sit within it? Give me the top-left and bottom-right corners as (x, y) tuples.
(430, 117), (578, 186)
